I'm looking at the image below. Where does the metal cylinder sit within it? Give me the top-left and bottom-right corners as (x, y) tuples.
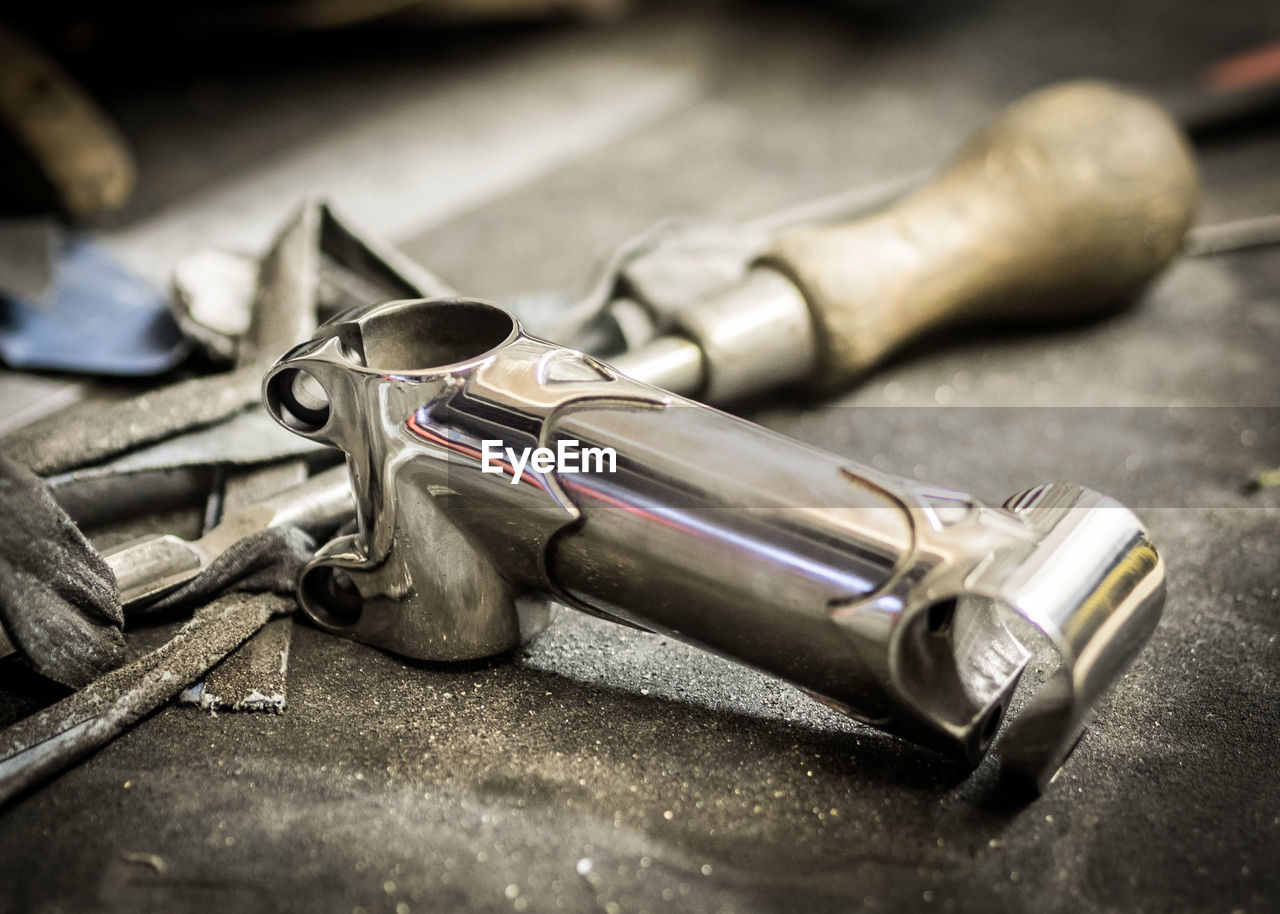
(548, 402), (913, 707)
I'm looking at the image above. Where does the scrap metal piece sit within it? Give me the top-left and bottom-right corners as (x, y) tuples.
(265, 297), (1166, 788)
(171, 249), (259, 363)
(0, 368), (263, 477)
(180, 616), (293, 713)
(178, 461), (307, 713)
(50, 467), (216, 530)
(313, 200), (454, 307)
(0, 592), (292, 807)
(170, 201), (453, 364)
(222, 460), (310, 513)
(45, 409), (324, 487)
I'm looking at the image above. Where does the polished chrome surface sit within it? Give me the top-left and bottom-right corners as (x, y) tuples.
(671, 266), (814, 401)
(265, 297), (1165, 786)
(609, 266), (816, 400)
(607, 333), (704, 395)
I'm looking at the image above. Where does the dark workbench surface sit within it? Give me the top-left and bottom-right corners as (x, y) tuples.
(2, 2), (1278, 911)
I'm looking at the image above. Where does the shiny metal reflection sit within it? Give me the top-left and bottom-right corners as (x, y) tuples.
(265, 297), (1164, 788)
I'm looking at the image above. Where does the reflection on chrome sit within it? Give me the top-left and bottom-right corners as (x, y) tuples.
(265, 297), (1165, 791)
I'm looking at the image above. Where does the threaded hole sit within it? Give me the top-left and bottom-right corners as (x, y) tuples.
(267, 368), (330, 433)
(300, 566), (363, 629)
(927, 598), (957, 634)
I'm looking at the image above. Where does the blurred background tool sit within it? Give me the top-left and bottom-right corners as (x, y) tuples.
(0, 24), (135, 218)
(581, 81), (1199, 402)
(520, 46), (1280, 369)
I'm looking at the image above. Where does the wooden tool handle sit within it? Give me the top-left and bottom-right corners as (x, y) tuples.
(760, 81), (1198, 386)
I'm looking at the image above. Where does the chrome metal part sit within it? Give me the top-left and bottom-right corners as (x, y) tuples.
(266, 298), (1165, 786)
(607, 333), (704, 394)
(644, 266), (815, 401)
(607, 267), (816, 401)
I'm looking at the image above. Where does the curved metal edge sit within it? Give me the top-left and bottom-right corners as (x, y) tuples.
(991, 484), (1166, 791)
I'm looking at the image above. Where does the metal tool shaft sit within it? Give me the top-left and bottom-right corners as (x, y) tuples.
(265, 297), (1165, 787)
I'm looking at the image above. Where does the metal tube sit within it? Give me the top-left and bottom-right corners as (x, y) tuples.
(548, 403), (909, 697)
(607, 333), (705, 394)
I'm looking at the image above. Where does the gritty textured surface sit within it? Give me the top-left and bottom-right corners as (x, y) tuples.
(0, 454), (124, 687)
(139, 526), (319, 617)
(1, 1), (1279, 912)
(0, 367), (262, 476)
(0, 593), (291, 808)
(181, 617), (293, 713)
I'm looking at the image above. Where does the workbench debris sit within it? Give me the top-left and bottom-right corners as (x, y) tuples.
(0, 592), (293, 807)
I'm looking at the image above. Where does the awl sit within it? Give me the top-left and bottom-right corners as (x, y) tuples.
(603, 81), (1198, 400)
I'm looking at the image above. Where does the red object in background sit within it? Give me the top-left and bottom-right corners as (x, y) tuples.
(1205, 40), (1280, 92)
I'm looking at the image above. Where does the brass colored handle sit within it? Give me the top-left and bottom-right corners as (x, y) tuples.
(760, 81), (1198, 386)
